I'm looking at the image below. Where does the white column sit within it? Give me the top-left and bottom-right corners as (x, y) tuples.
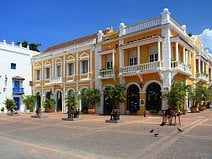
(137, 46), (140, 65)
(158, 42), (161, 61)
(183, 47), (186, 63)
(189, 51), (191, 65)
(76, 52), (79, 78)
(198, 59), (201, 73)
(112, 49), (115, 69)
(99, 54), (102, 69)
(175, 42), (179, 61)
(202, 62), (204, 73)
(63, 55), (66, 113)
(52, 58), (54, 78)
(119, 49), (124, 67)
(90, 50), (93, 73)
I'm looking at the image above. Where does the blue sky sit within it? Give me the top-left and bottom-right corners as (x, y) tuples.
(1, 0), (212, 52)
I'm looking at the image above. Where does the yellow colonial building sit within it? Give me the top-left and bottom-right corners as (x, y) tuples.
(32, 8), (211, 115)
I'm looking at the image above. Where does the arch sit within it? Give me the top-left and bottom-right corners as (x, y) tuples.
(55, 58), (62, 64)
(35, 63), (41, 69)
(35, 92), (41, 109)
(143, 80), (162, 92)
(55, 90), (62, 112)
(125, 82), (141, 93)
(66, 88), (75, 95)
(127, 84), (140, 113)
(146, 82), (162, 112)
(45, 91), (51, 99)
(80, 87), (88, 112)
(44, 60), (51, 67)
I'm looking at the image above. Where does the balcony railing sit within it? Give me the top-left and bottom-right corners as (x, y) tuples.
(197, 73), (208, 82)
(98, 69), (116, 79)
(171, 61), (191, 75)
(126, 17), (162, 35)
(79, 73), (91, 80)
(119, 61), (162, 76)
(13, 88), (24, 94)
(52, 77), (63, 84)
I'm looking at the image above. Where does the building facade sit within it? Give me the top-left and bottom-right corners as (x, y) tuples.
(32, 8), (212, 115)
(0, 40), (40, 112)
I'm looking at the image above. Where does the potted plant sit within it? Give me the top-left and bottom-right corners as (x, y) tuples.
(162, 81), (188, 114)
(23, 95), (36, 113)
(43, 98), (55, 113)
(65, 91), (79, 118)
(83, 88), (100, 114)
(4, 98), (16, 115)
(1, 107), (5, 113)
(104, 84), (126, 121)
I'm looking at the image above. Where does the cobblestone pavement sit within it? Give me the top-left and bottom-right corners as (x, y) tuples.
(0, 109), (212, 159)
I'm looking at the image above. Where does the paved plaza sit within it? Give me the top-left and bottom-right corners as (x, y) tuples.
(0, 109), (212, 159)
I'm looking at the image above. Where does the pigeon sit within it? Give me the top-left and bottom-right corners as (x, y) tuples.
(154, 133), (159, 137)
(150, 129), (154, 133)
(178, 128), (183, 132)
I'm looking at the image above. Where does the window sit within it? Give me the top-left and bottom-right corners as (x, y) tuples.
(150, 53), (158, 62)
(45, 68), (50, 79)
(11, 63), (16, 69)
(56, 65), (62, 77)
(36, 70), (40, 80)
(106, 56), (112, 69)
(129, 57), (137, 66)
(67, 63), (74, 76)
(82, 60), (88, 73)
(129, 51), (137, 66)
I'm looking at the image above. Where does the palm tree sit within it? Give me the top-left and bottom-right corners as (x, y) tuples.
(83, 88), (100, 109)
(16, 41), (41, 52)
(104, 84), (126, 109)
(65, 91), (79, 118)
(22, 95), (36, 112)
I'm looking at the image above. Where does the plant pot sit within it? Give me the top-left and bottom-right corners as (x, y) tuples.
(182, 110), (187, 115)
(88, 108), (95, 114)
(45, 108), (52, 113)
(26, 109), (30, 113)
(190, 107), (197, 113)
(198, 105), (205, 111)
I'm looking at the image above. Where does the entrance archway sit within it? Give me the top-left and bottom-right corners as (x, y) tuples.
(81, 88), (88, 113)
(36, 92), (41, 109)
(146, 82), (161, 112)
(127, 84), (140, 113)
(104, 94), (113, 115)
(56, 91), (62, 112)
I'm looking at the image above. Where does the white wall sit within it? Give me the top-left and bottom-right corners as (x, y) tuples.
(0, 41), (40, 112)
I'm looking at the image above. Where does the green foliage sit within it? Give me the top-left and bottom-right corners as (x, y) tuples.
(43, 98), (55, 111)
(83, 88), (100, 109)
(191, 84), (209, 107)
(65, 91), (79, 110)
(104, 84), (126, 109)
(162, 81), (188, 111)
(4, 98), (16, 111)
(1, 107), (5, 112)
(22, 95), (36, 112)
(16, 41), (41, 52)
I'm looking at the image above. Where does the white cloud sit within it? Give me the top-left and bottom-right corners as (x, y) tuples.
(199, 28), (212, 52)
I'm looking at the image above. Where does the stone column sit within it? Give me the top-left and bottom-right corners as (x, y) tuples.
(137, 46), (140, 65)
(175, 42), (179, 61)
(112, 49), (115, 69)
(198, 59), (201, 74)
(183, 47), (186, 64)
(158, 41), (161, 61)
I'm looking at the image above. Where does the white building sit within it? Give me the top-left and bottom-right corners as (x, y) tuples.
(0, 40), (40, 112)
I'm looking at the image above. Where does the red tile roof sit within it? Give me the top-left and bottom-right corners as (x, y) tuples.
(44, 33), (97, 53)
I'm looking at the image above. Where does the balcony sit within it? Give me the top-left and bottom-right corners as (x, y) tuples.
(171, 61), (191, 76)
(79, 73), (91, 80)
(197, 73), (208, 83)
(51, 77), (63, 84)
(119, 61), (162, 76)
(13, 88), (24, 95)
(98, 69), (116, 79)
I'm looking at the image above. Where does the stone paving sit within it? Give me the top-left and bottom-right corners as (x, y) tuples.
(0, 109), (212, 159)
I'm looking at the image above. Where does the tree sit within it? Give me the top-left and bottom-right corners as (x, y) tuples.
(43, 98), (55, 112)
(66, 91), (78, 110)
(162, 81), (189, 111)
(22, 95), (36, 112)
(16, 41), (41, 52)
(104, 84), (126, 109)
(83, 88), (100, 109)
(4, 98), (16, 115)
